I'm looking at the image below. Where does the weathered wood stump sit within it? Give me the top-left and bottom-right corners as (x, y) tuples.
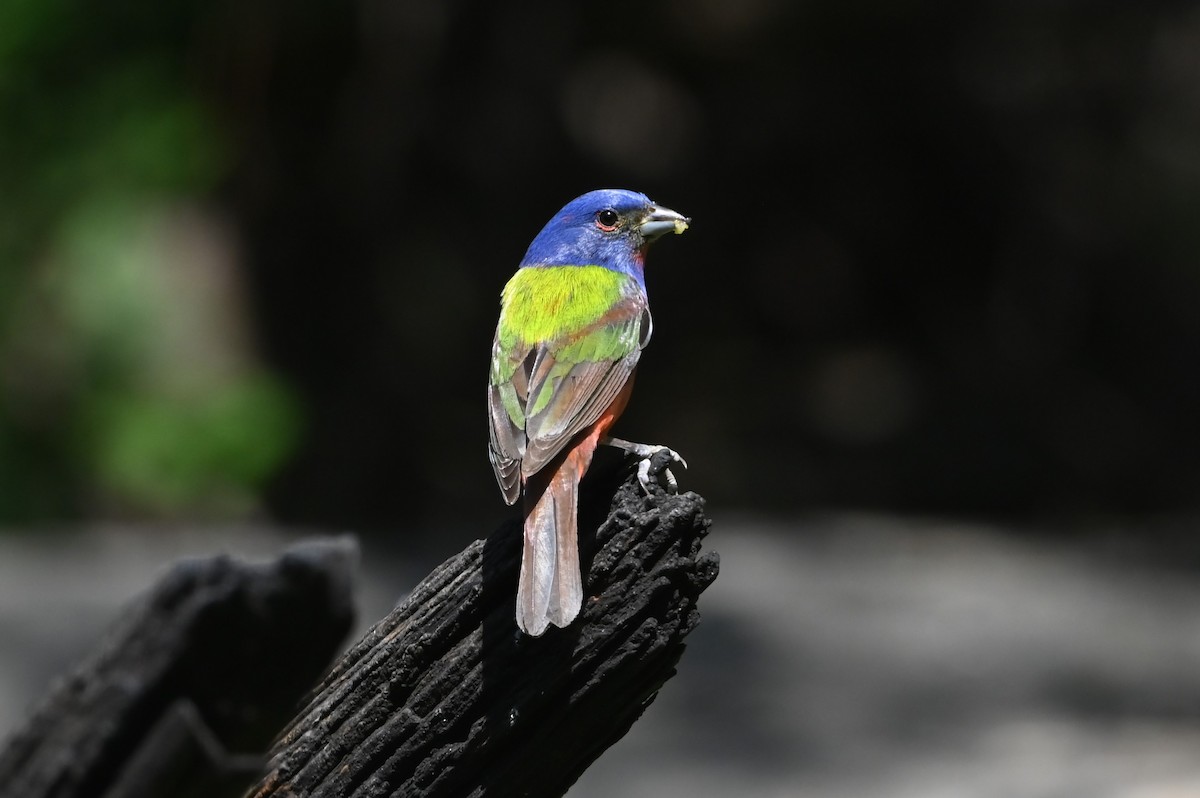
(251, 459), (718, 797)
(0, 537), (359, 798)
(0, 457), (718, 798)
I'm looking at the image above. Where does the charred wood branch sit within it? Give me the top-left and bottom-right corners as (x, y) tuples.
(0, 538), (358, 798)
(0, 457), (718, 798)
(252, 458), (719, 798)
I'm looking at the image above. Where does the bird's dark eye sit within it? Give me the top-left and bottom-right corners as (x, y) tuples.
(595, 209), (621, 232)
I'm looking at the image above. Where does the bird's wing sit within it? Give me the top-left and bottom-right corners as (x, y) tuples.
(519, 297), (651, 477)
(488, 333), (531, 505)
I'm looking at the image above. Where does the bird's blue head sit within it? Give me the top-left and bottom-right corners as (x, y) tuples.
(519, 189), (689, 286)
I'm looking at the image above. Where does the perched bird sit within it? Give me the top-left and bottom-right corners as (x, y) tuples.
(487, 189), (689, 636)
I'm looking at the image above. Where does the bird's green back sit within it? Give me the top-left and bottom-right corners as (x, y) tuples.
(490, 264), (647, 425)
(496, 265), (632, 349)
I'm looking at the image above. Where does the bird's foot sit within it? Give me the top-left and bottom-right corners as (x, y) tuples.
(601, 436), (687, 495)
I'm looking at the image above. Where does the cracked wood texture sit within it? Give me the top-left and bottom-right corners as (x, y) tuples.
(251, 460), (719, 798)
(0, 538), (357, 798)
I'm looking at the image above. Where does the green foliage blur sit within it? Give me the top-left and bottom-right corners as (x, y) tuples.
(0, 0), (300, 521)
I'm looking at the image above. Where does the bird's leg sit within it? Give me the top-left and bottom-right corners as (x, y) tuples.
(600, 436), (687, 494)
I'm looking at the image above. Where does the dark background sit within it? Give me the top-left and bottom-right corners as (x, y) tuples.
(5, 5), (1200, 795)
(2, 0), (1199, 531)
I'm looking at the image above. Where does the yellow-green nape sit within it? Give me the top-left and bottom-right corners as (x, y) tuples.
(497, 266), (629, 346)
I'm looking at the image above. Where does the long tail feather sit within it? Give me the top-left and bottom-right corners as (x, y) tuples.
(546, 472), (582, 628)
(514, 383), (632, 635)
(516, 446), (589, 636)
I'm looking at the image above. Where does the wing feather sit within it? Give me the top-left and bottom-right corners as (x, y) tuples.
(521, 298), (647, 476)
(521, 354), (638, 475)
(487, 336), (531, 505)
(488, 284), (650, 495)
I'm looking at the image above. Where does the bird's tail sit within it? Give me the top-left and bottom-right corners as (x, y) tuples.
(516, 441), (596, 636)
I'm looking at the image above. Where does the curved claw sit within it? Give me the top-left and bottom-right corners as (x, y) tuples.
(633, 447), (685, 495)
(635, 462), (678, 495)
(601, 436), (686, 494)
(659, 448), (687, 471)
(637, 458), (653, 494)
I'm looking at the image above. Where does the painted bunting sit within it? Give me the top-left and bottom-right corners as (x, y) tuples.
(488, 189), (690, 636)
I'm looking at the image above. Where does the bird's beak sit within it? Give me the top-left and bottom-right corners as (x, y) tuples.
(639, 204), (690, 242)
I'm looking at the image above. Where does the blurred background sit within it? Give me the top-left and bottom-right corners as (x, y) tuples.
(3, 1), (1200, 796)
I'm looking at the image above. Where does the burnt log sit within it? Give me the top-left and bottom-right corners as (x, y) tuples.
(0, 537), (358, 798)
(251, 458), (719, 797)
